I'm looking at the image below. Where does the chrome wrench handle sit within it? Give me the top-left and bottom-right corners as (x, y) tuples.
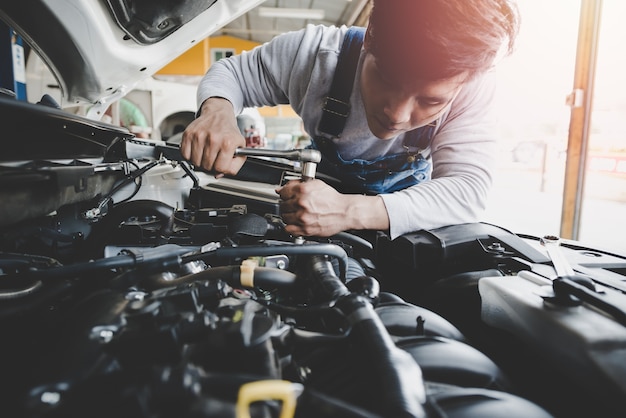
(234, 148), (321, 181)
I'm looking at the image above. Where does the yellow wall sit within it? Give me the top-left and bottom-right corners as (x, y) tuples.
(157, 35), (260, 76)
(209, 35), (259, 53)
(157, 35), (299, 120)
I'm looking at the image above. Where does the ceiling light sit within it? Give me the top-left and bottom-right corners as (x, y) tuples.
(257, 7), (325, 20)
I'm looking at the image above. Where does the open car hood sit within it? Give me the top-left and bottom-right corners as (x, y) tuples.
(0, 0), (263, 107)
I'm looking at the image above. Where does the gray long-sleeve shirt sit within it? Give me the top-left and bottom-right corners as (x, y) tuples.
(197, 24), (498, 239)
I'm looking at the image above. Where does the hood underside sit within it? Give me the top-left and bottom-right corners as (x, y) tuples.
(0, 0), (263, 107)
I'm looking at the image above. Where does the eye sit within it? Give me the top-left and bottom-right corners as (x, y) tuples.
(417, 98), (444, 107)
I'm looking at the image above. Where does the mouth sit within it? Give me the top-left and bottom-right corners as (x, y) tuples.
(383, 124), (401, 133)
(376, 117), (403, 134)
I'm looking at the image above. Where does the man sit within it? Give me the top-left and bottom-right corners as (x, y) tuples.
(181, 0), (520, 239)
(104, 98), (151, 138)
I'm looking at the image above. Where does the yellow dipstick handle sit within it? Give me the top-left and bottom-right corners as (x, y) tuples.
(236, 380), (301, 418)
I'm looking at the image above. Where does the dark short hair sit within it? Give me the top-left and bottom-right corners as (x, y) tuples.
(367, 0), (520, 82)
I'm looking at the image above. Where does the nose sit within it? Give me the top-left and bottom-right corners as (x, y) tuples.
(383, 94), (412, 125)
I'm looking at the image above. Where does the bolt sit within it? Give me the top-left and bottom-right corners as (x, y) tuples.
(40, 391), (61, 405)
(298, 366), (312, 381)
(125, 290), (148, 301)
(98, 329), (114, 343)
(90, 325), (118, 343)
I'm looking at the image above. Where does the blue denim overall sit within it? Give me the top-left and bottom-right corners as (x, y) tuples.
(313, 27), (437, 195)
(312, 124), (436, 194)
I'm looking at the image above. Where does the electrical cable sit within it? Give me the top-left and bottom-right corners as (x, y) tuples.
(89, 159), (161, 218)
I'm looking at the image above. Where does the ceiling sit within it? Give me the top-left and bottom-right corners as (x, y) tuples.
(219, 0), (373, 44)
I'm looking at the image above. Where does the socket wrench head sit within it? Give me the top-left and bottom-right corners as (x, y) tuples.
(298, 149), (321, 164)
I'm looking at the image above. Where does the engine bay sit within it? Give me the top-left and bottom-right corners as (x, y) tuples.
(2, 97), (626, 418)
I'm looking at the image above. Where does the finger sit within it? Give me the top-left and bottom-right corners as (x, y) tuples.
(180, 131), (191, 160)
(278, 189), (301, 210)
(280, 212), (304, 232)
(229, 155), (247, 174)
(279, 199), (297, 215)
(181, 127), (204, 164)
(188, 135), (208, 168)
(212, 133), (245, 175)
(213, 150), (243, 176)
(201, 140), (220, 172)
(276, 181), (300, 201)
(284, 222), (311, 238)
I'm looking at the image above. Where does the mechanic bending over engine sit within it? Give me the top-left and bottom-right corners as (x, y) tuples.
(181, 0), (520, 239)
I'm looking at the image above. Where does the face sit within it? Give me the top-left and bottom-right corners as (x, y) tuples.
(360, 52), (467, 140)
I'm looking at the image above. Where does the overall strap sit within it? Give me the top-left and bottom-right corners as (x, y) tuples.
(318, 26), (366, 138)
(402, 121), (438, 161)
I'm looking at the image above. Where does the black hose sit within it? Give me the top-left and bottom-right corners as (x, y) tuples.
(345, 257), (367, 281)
(0, 280), (42, 299)
(183, 243), (349, 281)
(1, 244), (189, 284)
(100, 160), (161, 208)
(0, 280), (74, 317)
(307, 256), (350, 301)
(305, 256), (426, 418)
(6, 253), (136, 282)
(0, 252), (63, 270)
(331, 231), (374, 258)
(141, 265), (297, 291)
(337, 295), (426, 417)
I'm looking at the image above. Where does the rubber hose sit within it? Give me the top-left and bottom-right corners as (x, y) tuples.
(142, 265), (297, 291)
(184, 243), (349, 281)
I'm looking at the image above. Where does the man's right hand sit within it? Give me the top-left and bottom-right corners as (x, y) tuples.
(181, 97), (247, 176)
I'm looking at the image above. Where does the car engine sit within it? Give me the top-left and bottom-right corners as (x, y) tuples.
(2, 95), (626, 418)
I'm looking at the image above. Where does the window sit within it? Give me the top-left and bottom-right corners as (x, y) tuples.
(485, 1), (580, 241)
(579, 0), (626, 252)
(211, 48), (235, 63)
(483, 0), (626, 254)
